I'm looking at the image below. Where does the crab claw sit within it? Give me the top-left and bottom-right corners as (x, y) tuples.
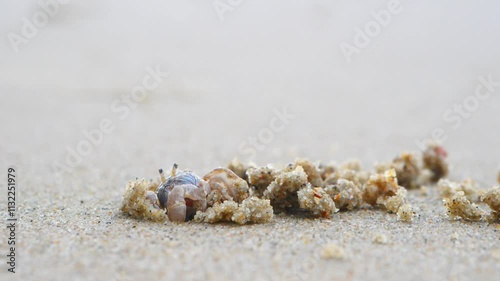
(166, 183), (209, 222)
(145, 191), (160, 209)
(166, 185), (187, 222)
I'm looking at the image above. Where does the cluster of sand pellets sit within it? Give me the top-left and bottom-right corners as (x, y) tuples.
(121, 143), (500, 224)
(439, 179), (500, 222)
(374, 143), (449, 189)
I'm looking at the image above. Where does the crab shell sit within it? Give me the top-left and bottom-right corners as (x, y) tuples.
(157, 171), (210, 222)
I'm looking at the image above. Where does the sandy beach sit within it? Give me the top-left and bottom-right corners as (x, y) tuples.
(1, 1), (500, 280)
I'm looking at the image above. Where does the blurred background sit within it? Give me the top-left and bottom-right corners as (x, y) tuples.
(1, 0), (500, 188)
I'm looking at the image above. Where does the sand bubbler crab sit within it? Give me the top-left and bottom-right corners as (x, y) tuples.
(120, 163), (273, 224)
(155, 164), (210, 222)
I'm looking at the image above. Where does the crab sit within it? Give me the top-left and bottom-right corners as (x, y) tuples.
(156, 164), (210, 222)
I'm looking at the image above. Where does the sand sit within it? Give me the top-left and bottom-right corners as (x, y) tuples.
(7, 180), (500, 281)
(2, 2), (500, 280)
(0, 92), (499, 281)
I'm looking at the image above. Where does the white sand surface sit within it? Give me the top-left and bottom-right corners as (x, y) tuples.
(1, 1), (500, 280)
